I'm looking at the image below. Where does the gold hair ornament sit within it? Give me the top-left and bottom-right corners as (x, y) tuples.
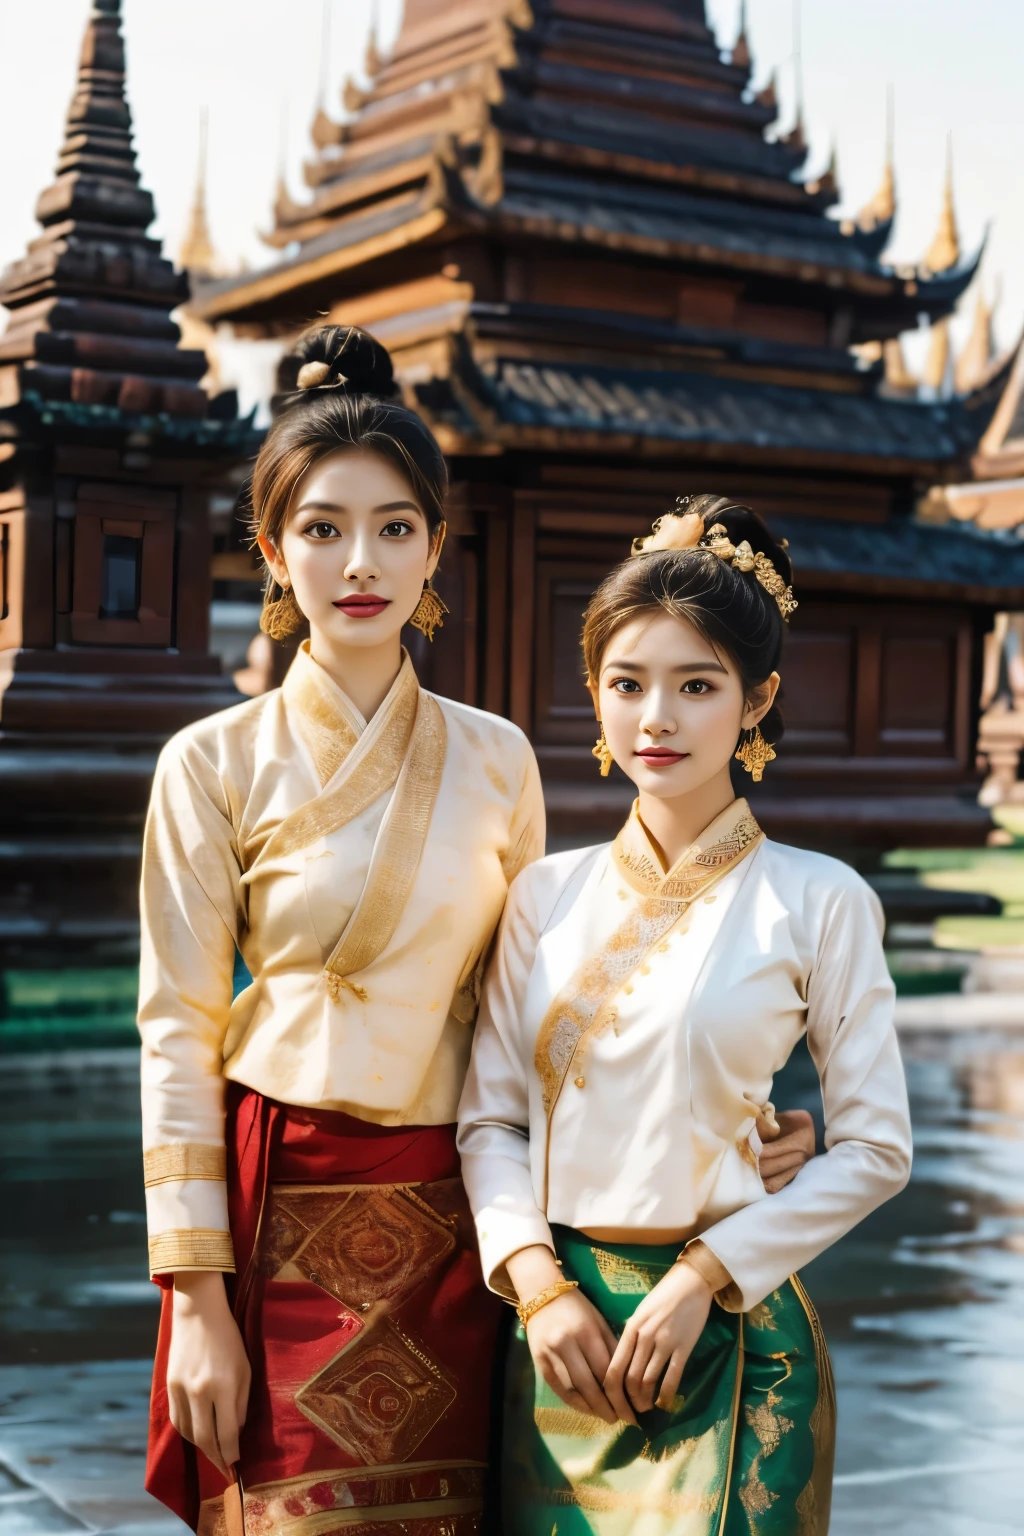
(592, 724), (613, 777)
(632, 506), (798, 621)
(735, 724), (776, 783)
(296, 360), (332, 390)
(409, 581), (448, 642)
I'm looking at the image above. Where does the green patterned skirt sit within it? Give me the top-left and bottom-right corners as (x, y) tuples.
(502, 1227), (835, 1536)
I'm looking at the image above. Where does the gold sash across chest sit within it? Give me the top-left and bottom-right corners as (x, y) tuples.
(260, 645), (447, 1001)
(534, 799), (763, 1126)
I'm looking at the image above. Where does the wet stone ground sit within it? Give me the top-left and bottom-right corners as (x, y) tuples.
(1, 1033), (1022, 1535)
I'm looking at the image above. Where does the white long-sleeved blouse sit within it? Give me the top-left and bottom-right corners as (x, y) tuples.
(457, 797), (912, 1311)
(138, 642), (545, 1275)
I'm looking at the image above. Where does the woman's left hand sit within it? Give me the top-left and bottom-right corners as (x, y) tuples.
(758, 1108), (816, 1193)
(602, 1259), (713, 1419)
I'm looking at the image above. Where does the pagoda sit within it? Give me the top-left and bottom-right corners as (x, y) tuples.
(196, 0), (1024, 856)
(0, 0), (259, 963)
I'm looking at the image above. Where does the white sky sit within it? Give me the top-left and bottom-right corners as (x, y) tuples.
(0, 0), (1021, 384)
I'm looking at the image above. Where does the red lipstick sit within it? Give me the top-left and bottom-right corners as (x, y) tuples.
(635, 747), (688, 768)
(333, 593), (391, 619)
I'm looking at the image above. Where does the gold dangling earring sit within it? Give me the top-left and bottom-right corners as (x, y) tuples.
(734, 725), (777, 783)
(409, 580), (449, 642)
(592, 725), (614, 777)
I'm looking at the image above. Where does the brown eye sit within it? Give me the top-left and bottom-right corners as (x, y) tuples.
(681, 680), (712, 694)
(380, 520), (413, 538)
(304, 520), (339, 540)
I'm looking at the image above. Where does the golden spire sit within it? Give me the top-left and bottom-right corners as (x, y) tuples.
(731, 0), (751, 74)
(857, 87), (895, 232)
(178, 108), (218, 276)
(808, 140), (839, 199)
(755, 69), (778, 113)
(955, 280), (999, 393)
(924, 135), (961, 274)
(884, 337), (917, 395)
(923, 319), (951, 392)
(366, 0), (382, 77)
(781, 0), (806, 152)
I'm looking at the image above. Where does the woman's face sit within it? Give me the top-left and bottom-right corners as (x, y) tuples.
(593, 608), (778, 801)
(258, 446), (442, 651)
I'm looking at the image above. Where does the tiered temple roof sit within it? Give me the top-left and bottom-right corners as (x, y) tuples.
(0, 0), (236, 438)
(196, 0), (991, 472)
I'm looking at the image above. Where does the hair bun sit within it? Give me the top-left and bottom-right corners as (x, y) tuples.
(276, 324), (398, 405)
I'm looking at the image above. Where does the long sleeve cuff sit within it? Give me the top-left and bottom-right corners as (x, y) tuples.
(144, 1143), (235, 1276)
(474, 1197), (556, 1300)
(682, 1238), (741, 1311)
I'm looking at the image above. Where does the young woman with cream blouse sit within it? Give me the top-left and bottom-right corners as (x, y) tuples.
(457, 496), (912, 1535)
(138, 327), (547, 1534)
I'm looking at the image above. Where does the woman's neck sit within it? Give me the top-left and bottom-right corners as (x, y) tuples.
(636, 766), (737, 871)
(308, 628), (404, 722)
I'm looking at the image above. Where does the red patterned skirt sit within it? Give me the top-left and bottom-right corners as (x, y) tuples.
(146, 1085), (503, 1535)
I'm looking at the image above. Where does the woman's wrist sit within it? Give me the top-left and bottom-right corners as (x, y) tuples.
(506, 1242), (564, 1304)
(676, 1239), (732, 1297)
(172, 1270), (231, 1312)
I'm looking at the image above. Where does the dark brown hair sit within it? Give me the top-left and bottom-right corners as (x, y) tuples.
(581, 494), (791, 744)
(251, 325), (448, 639)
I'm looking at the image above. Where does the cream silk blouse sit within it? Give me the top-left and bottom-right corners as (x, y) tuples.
(457, 798), (912, 1312)
(139, 643), (545, 1275)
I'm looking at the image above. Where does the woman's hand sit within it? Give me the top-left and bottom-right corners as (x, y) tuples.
(506, 1244), (629, 1427)
(758, 1107), (816, 1193)
(167, 1271), (251, 1475)
(603, 1260), (712, 1419)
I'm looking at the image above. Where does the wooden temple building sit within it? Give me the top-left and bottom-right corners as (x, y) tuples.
(191, 0), (1024, 858)
(0, 0), (258, 961)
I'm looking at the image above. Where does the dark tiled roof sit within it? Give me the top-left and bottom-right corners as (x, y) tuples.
(496, 92), (799, 185)
(494, 166), (874, 275)
(777, 514), (1024, 593)
(471, 355), (974, 462)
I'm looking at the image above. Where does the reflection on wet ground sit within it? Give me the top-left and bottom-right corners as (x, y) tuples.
(1, 1032), (1022, 1534)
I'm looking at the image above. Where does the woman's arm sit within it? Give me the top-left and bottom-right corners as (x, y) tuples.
(694, 875), (912, 1311)
(459, 862), (632, 1421)
(138, 732), (248, 1470)
(457, 872), (556, 1296)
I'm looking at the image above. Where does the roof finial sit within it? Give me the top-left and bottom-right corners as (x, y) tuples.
(924, 133), (960, 274)
(179, 107), (218, 276)
(955, 278), (999, 393)
(782, 0), (806, 151)
(807, 137), (839, 201)
(366, 0), (382, 77)
(317, 0), (331, 110)
(731, 0), (752, 75)
(856, 85), (896, 232)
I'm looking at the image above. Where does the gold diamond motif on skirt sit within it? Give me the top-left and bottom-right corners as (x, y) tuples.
(296, 1317), (459, 1463)
(261, 1183), (457, 1307)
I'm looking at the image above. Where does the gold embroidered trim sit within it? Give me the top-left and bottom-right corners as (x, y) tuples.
(148, 1229), (236, 1274)
(534, 799), (762, 1130)
(612, 797), (763, 900)
(197, 1464), (486, 1536)
(791, 1274), (837, 1536)
(533, 1405), (611, 1439)
(323, 693), (447, 989)
(143, 1144), (227, 1187)
(718, 1313), (745, 1536)
(259, 654), (420, 864)
(283, 641), (362, 788)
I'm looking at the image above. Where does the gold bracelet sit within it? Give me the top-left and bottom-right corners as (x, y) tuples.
(515, 1279), (579, 1327)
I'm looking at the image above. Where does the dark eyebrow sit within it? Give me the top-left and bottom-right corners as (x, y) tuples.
(602, 658), (729, 675)
(294, 499), (423, 515)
